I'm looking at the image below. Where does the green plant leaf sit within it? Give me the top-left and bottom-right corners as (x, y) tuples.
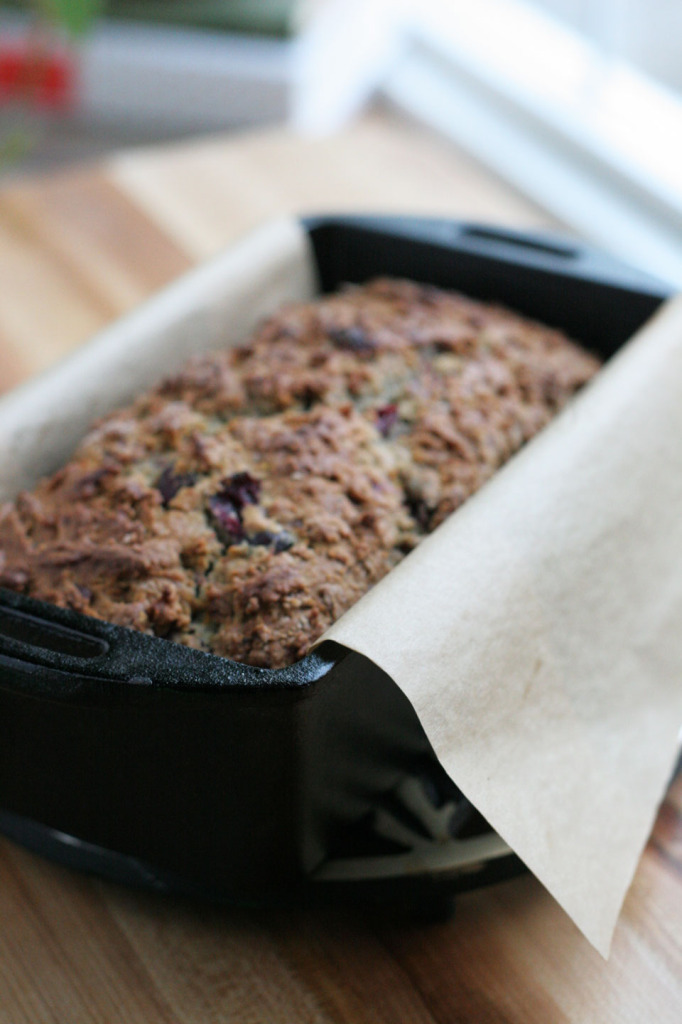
(0, 127), (34, 169)
(39, 0), (105, 38)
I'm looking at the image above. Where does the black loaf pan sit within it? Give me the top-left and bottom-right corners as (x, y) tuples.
(0, 216), (672, 911)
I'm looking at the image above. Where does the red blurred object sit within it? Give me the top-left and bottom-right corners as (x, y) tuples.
(0, 43), (76, 110)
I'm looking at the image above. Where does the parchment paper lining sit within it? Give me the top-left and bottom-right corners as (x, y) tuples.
(321, 294), (682, 956)
(0, 217), (315, 500)
(1, 217), (680, 956)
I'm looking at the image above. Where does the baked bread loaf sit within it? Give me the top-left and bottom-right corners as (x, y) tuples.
(0, 278), (600, 667)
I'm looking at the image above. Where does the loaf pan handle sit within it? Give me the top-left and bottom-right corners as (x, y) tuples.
(0, 599), (109, 662)
(445, 220), (671, 293)
(0, 587), (221, 688)
(0, 587), (332, 693)
(303, 214), (671, 298)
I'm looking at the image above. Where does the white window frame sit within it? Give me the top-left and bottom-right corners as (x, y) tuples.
(293, 0), (682, 285)
(378, 0), (682, 286)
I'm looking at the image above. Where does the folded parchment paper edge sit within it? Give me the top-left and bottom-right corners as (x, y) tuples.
(318, 294), (682, 957)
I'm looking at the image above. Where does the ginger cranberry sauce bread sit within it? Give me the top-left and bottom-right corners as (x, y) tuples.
(0, 278), (600, 668)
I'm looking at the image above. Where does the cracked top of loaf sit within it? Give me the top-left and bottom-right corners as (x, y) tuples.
(0, 278), (600, 667)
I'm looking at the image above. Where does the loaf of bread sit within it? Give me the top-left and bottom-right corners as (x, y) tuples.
(0, 278), (600, 667)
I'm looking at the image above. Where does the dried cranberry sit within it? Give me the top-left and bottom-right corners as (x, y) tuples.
(208, 495), (244, 544)
(298, 385), (320, 411)
(406, 496), (432, 530)
(328, 325), (375, 353)
(376, 403), (398, 437)
(273, 532), (295, 553)
(218, 472), (261, 511)
(250, 529), (295, 552)
(208, 472), (262, 546)
(156, 465), (198, 506)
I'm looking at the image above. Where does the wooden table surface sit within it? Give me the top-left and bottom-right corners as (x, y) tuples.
(0, 107), (680, 1024)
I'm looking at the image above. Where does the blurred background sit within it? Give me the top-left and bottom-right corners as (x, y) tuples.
(0, 0), (681, 282)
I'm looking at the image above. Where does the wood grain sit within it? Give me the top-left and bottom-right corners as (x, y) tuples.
(107, 106), (555, 262)
(0, 170), (192, 314)
(1, 778), (680, 1024)
(0, 107), (679, 1024)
